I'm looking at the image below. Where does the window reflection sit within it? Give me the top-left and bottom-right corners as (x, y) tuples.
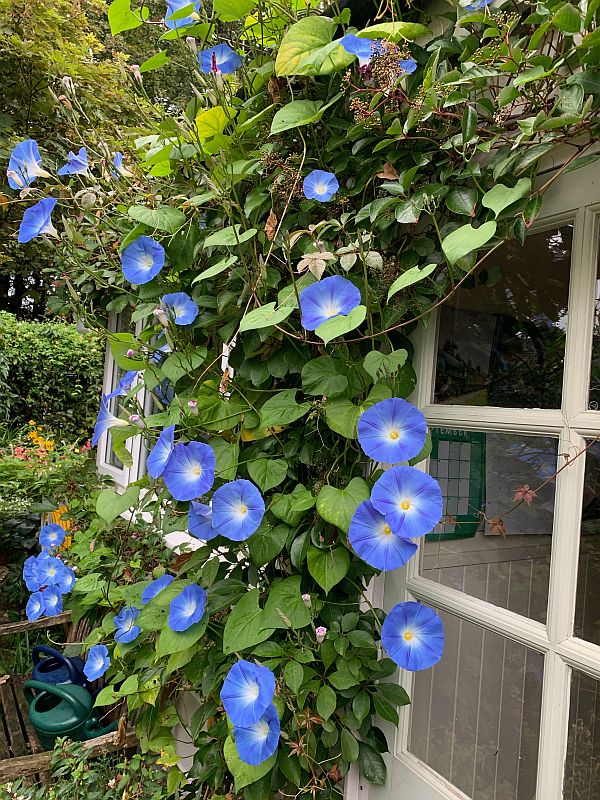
(435, 226), (572, 408)
(564, 670), (600, 799)
(574, 441), (600, 644)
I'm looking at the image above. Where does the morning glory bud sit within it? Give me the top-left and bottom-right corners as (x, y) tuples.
(130, 64), (142, 82)
(315, 626), (327, 644)
(129, 414), (144, 428)
(126, 348), (135, 358)
(186, 37), (197, 54)
(154, 306), (169, 326)
(187, 399), (199, 416)
(302, 593), (311, 608)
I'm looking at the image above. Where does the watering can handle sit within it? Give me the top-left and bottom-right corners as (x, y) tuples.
(84, 717), (118, 738)
(32, 645), (81, 682)
(23, 680), (86, 715)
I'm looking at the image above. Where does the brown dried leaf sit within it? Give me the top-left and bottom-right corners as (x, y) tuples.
(376, 161), (399, 180)
(488, 516), (506, 537)
(265, 208), (277, 241)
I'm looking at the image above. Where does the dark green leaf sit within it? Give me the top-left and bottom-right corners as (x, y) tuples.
(307, 547), (350, 594)
(358, 743), (387, 784)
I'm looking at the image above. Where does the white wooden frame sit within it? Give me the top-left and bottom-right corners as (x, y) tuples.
(364, 174), (600, 800)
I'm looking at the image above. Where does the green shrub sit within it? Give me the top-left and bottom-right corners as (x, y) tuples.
(0, 312), (104, 437)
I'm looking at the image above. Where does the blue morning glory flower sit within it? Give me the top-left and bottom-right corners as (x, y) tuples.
(188, 501), (218, 540)
(349, 500), (417, 571)
(465, 0), (492, 9)
(23, 556), (41, 591)
(114, 607), (141, 644)
(370, 466), (443, 538)
(57, 147), (89, 176)
(233, 703), (280, 766)
(26, 592), (45, 622)
(381, 601), (444, 671)
(43, 586), (63, 617)
(18, 198), (58, 244)
(39, 523), (66, 550)
(399, 58), (417, 75)
(162, 441), (216, 501)
(339, 34), (378, 66)
(146, 425), (175, 479)
(111, 152), (132, 178)
(168, 584), (207, 632)
(121, 236), (165, 285)
(35, 556), (67, 589)
(357, 398), (427, 464)
(211, 479), (265, 541)
(84, 644), (110, 681)
(91, 394), (130, 447)
(106, 370), (138, 400)
(198, 43), (243, 74)
(142, 574), (175, 605)
(303, 170), (339, 202)
(164, 0), (201, 29)
(299, 275), (361, 331)
(57, 564), (76, 594)
(7, 140), (49, 189)
(221, 660), (276, 727)
(160, 292), (199, 326)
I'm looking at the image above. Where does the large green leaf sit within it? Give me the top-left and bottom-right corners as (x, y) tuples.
(139, 50), (170, 74)
(224, 736), (276, 791)
(316, 478), (370, 533)
(128, 205), (186, 233)
(156, 617), (208, 658)
(307, 547), (350, 593)
(247, 456), (289, 492)
(210, 436), (239, 481)
(270, 484), (316, 526)
(96, 486), (140, 524)
(315, 305), (366, 345)
(239, 303), (294, 333)
(222, 589), (274, 655)
(317, 685), (337, 721)
(446, 186), (478, 216)
(358, 21), (430, 41)
(204, 225), (257, 248)
(108, 0), (148, 35)
(363, 350), (408, 382)
(357, 743), (386, 785)
(441, 221), (497, 266)
(248, 521), (290, 566)
(325, 383), (392, 438)
(262, 576), (312, 629)
(275, 17), (354, 76)
(213, 0), (255, 21)
(481, 178), (531, 217)
(259, 389), (311, 428)
(108, 333), (146, 370)
(387, 264), (436, 302)
(302, 357), (348, 397)
(270, 95), (341, 134)
(192, 255), (237, 285)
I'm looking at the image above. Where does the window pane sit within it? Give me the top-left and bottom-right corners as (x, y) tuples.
(409, 607), (544, 800)
(422, 430), (557, 623)
(589, 252), (600, 410)
(435, 225), (572, 408)
(575, 441), (600, 644)
(563, 669), (600, 799)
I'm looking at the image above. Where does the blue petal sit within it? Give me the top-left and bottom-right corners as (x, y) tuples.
(106, 370), (139, 400)
(23, 556), (41, 591)
(299, 275), (361, 331)
(381, 601), (444, 671)
(147, 425), (175, 478)
(168, 585), (207, 632)
(43, 587), (63, 616)
(92, 394), (129, 447)
(221, 660), (276, 726)
(26, 592), (45, 622)
(303, 169), (339, 202)
(198, 43), (243, 74)
(370, 466), (443, 537)
(357, 398), (427, 464)
(39, 523), (66, 550)
(114, 607), (141, 643)
(8, 139), (46, 189)
(188, 501), (218, 540)
(211, 479), (265, 541)
(121, 236), (165, 285)
(399, 58), (417, 74)
(18, 198), (57, 244)
(57, 147), (88, 176)
(339, 34), (377, 61)
(349, 500), (417, 571)
(84, 645), (110, 681)
(233, 704), (280, 766)
(164, 0), (201, 29)
(160, 292), (199, 326)
(163, 441), (216, 501)
(142, 574), (175, 605)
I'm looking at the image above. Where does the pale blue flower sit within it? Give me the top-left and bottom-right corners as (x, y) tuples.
(233, 704), (280, 766)
(39, 523), (66, 551)
(18, 198), (58, 244)
(26, 592), (45, 622)
(303, 170), (339, 202)
(357, 398), (427, 464)
(168, 584), (206, 631)
(381, 601), (444, 670)
(349, 500), (417, 571)
(146, 425), (175, 479)
(57, 147), (89, 176)
(162, 441), (215, 501)
(121, 236), (165, 285)
(114, 606), (141, 644)
(198, 43), (243, 74)
(164, 0), (201, 29)
(299, 275), (361, 331)
(84, 645), (110, 681)
(188, 501), (218, 540)
(211, 480), (265, 541)
(160, 292), (199, 326)
(142, 574), (174, 605)
(43, 586), (63, 616)
(92, 394), (130, 447)
(339, 34), (378, 66)
(221, 660), (276, 726)
(7, 140), (49, 189)
(370, 466), (443, 538)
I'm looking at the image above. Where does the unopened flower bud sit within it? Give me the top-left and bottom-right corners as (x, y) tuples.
(315, 626), (327, 644)
(130, 64), (142, 82)
(62, 76), (75, 93)
(126, 348), (135, 358)
(128, 414), (144, 428)
(187, 399), (199, 416)
(302, 593), (311, 608)
(186, 36), (197, 55)
(154, 306), (168, 326)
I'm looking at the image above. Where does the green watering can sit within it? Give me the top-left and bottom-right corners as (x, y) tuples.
(23, 680), (117, 750)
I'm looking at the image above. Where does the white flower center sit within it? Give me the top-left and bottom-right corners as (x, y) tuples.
(144, 258), (153, 268)
(237, 503), (248, 517)
(315, 182), (328, 194)
(323, 305), (340, 318)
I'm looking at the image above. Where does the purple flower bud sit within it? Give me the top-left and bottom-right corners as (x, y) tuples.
(316, 626), (327, 644)
(130, 64), (142, 82)
(129, 414), (144, 428)
(186, 37), (197, 55)
(302, 593), (311, 607)
(187, 399), (199, 416)
(126, 348), (135, 358)
(154, 306), (168, 326)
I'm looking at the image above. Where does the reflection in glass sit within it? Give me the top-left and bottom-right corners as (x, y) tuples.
(409, 607), (544, 800)
(589, 253), (600, 409)
(563, 669), (600, 799)
(574, 442), (600, 644)
(423, 430), (557, 624)
(435, 226), (572, 408)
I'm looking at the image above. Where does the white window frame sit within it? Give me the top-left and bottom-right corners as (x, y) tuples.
(375, 177), (600, 800)
(96, 312), (150, 488)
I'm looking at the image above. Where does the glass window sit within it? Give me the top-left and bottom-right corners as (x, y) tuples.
(574, 441), (600, 644)
(563, 669), (600, 799)
(422, 430), (557, 623)
(589, 253), (600, 410)
(409, 607), (544, 800)
(434, 226), (572, 408)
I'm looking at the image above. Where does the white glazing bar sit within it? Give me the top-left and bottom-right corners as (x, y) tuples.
(556, 638), (600, 681)
(534, 652), (571, 800)
(422, 405), (565, 434)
